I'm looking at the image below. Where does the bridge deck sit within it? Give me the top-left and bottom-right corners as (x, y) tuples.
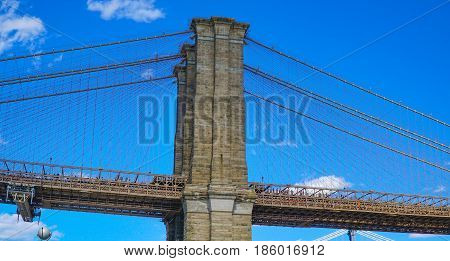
(251, 184), (449, 234)
(0, 159), (448, 234)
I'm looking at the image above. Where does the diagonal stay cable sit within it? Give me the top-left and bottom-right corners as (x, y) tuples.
(357, 231), (393, 241)
(0, 75), (175, 105)
(245, 65), (450, 153)
(3, 151), (176, 240)
(5, 7), (190, 97)
(0, 31), (192, 63)
(314, 229), (348, 241)
(245, 35), (450, 128)
(244, 89), (450, 173)
(0, 54), (182, 87)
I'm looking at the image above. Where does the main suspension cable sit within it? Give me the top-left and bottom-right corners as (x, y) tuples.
(244, 89), (450, 173)
(0, 54), (182, 87)
(245, 65), (450, 153)
(0, 30), (192, 63)
(0, 75), (175, 105)
(246, 37), (449, 128)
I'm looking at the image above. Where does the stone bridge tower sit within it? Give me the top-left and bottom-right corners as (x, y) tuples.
(165, 17), (255, 241)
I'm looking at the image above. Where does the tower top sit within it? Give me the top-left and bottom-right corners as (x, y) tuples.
(190, 17), (249, 39)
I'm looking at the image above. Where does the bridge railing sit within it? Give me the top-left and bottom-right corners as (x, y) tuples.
(2, 159), (448, 216)
(0, 159), (185, 198)
(249, 182), (449, 216)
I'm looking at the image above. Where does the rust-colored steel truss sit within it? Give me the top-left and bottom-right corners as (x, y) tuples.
(1, 159), (449, 234)
(250, 183), (449, 234)
(0, 159), (184, 219)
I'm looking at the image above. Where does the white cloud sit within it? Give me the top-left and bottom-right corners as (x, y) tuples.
(0, 0), (46, 54)
(433, 185), (445, 193)
(408, 233), (436, 239)
(301, 175), (351, 190)
(0, 213), (63, 240)
(294, 175), (351, 196)
(87, 0), (164, 23)
(47, 53), (63, 68)
(141, 68), (154, 79)
(53, 53), (63, 62)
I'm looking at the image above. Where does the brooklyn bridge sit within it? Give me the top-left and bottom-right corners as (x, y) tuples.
(0, 17), (448, 240)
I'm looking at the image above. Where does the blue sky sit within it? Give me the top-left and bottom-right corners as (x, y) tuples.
(0, 0), (449, 241)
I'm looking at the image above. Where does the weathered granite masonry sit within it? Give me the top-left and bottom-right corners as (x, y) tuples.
(165, 17), (256, 241)
(172, 65), (186, 176)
